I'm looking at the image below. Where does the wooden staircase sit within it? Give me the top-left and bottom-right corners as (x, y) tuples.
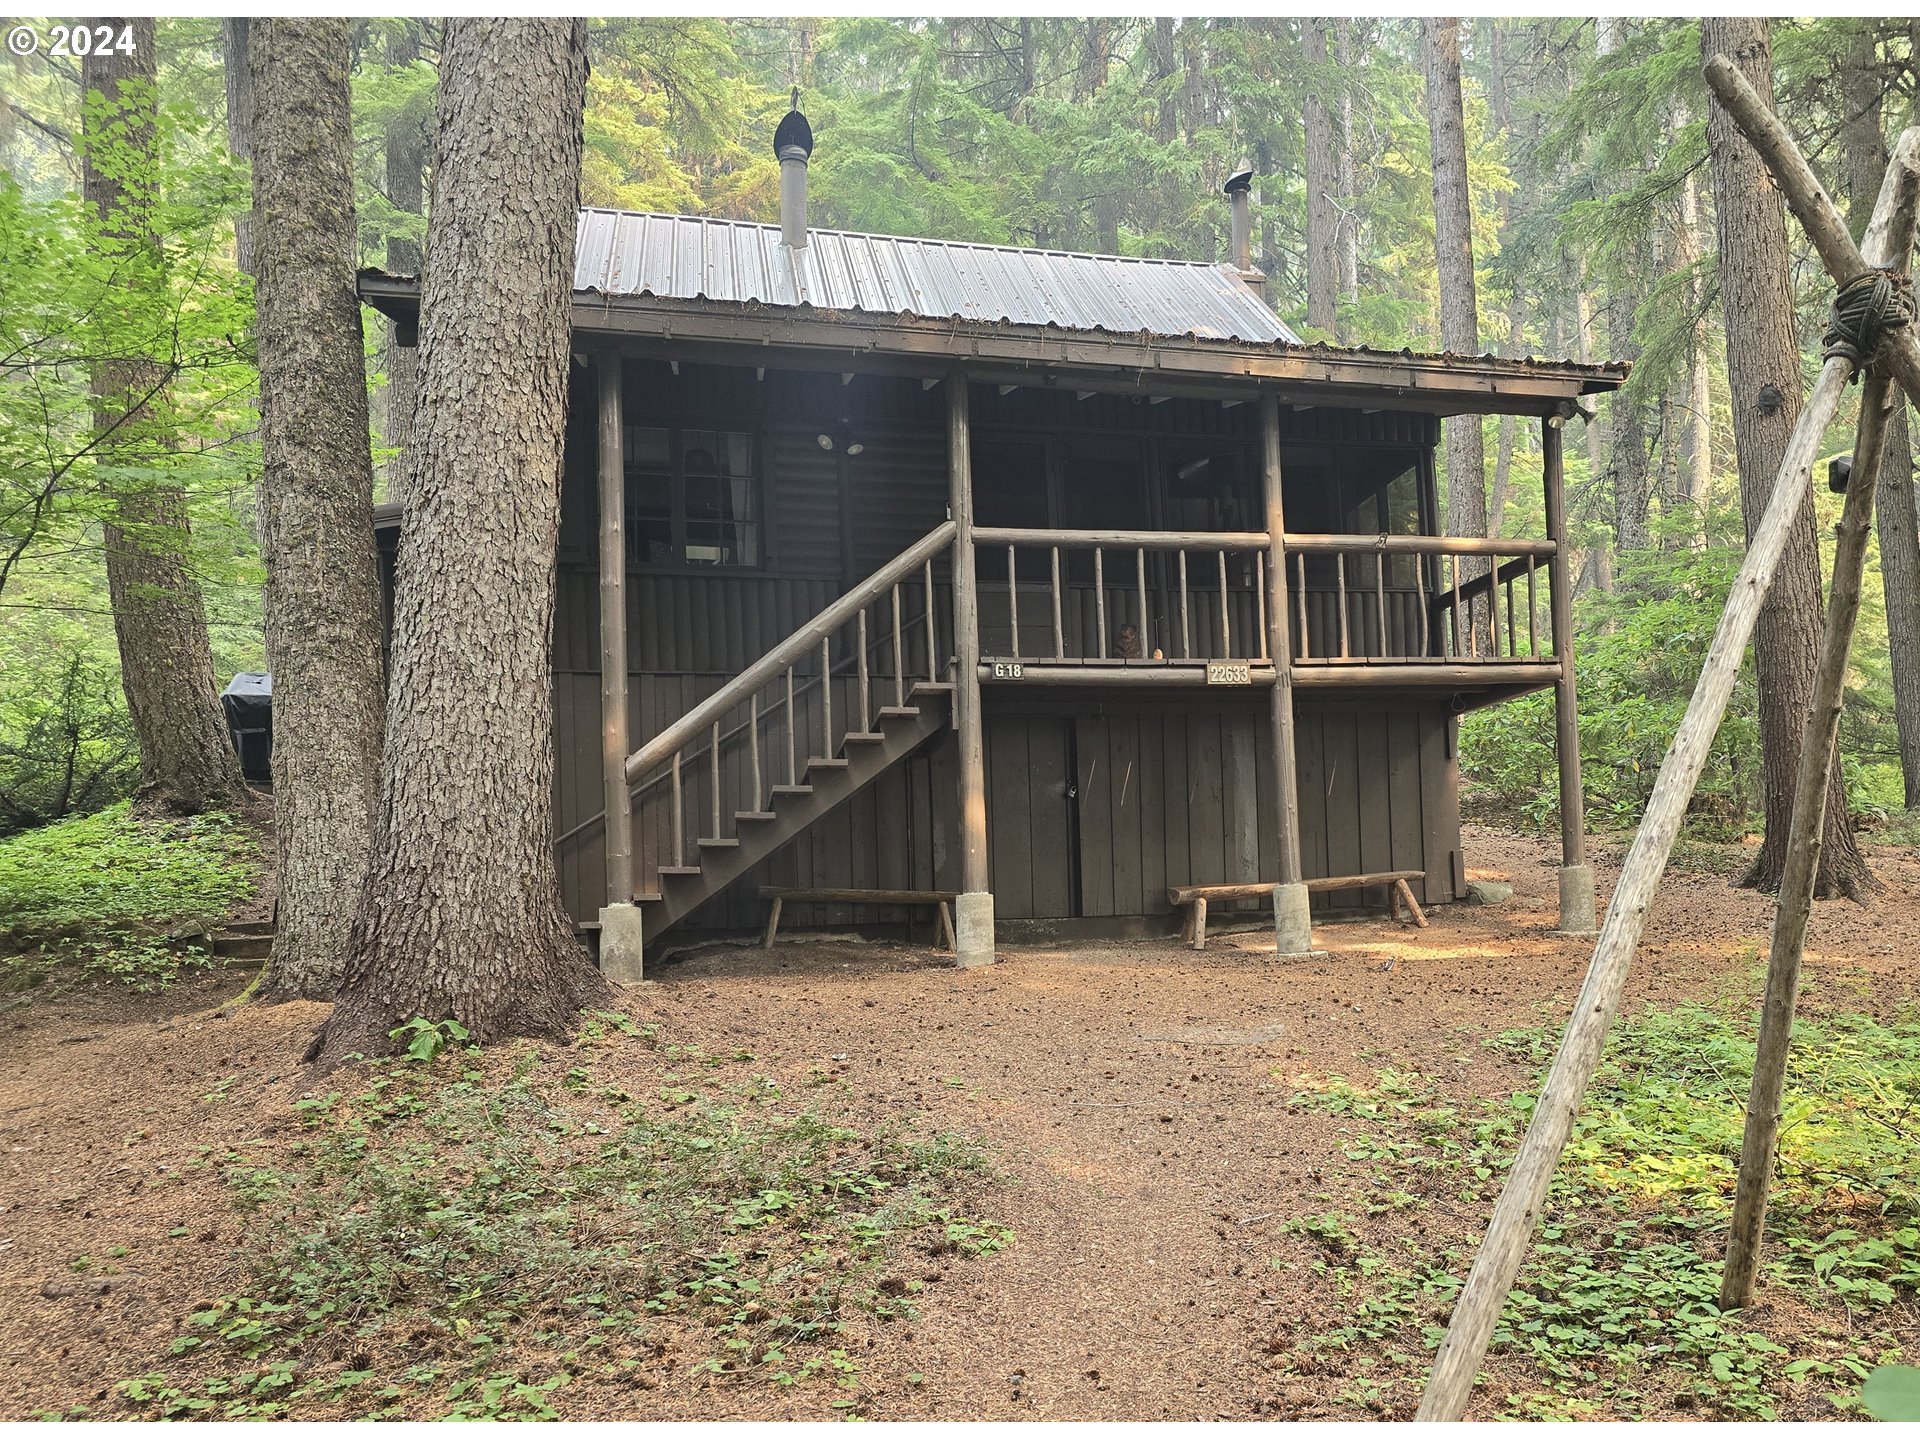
(620, 521), (960, 947)
(640, 680), (953, 937)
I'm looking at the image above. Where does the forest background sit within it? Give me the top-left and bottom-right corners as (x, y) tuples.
(4, 14), (1920, 850)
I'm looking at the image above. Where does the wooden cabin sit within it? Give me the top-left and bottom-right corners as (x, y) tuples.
(361, 123), (1626, 977)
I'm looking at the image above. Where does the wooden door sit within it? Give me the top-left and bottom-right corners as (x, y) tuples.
(985, 713), (1077, 919)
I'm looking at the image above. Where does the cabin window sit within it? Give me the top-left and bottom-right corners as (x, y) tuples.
(1282, 444), (1428, 587)
(623, 425), (760, 568)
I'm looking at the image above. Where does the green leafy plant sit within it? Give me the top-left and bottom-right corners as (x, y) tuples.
(1863, 1365), (1920, 1422)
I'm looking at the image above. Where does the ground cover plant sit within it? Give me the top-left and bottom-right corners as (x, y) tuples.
(0, 800), (257, 995)
(1267, 992), (1920, 1420)
(103, 1015), (1012, 1421)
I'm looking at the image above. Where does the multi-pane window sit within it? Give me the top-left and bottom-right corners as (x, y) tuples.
(623, 425), (760, 567)
(1282, 445), (1428, 586)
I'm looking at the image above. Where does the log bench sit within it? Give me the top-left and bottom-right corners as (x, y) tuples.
(1168, 870), (1429, 951)
(759, 886), (958, 952)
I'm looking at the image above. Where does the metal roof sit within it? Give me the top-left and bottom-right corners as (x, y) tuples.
(573, 209), (1302, 346)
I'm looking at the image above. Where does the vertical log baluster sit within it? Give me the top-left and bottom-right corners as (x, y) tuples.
(1007, 544), (1020, 658)
(1051, 546), (1064, 660)
(924, 559), (938, 683)
(1178, 550), (1192, 659)
(821, 636), (833, 755)
(1135, 547), (1149, 657)
(1255, 551), (1269, 659)
(1375, 547), (1388, 657)
(671, 751), (684, 867)
(1217, 549), (1231, 657)
(1468, 556), (1480, 658)
(1335, 551), (1350, 659)
(710, 720), (722, 838)
(1449, 553), (1464, 658)
(785, 666), (796, 784)
(749, 693), (762, 811)
(1295, 552), (1309, 660)
(856, 609), (870, 730)
(1526, 555), (1539, 658)
(1506, 575), (1518, 658)
(1095, 547), (1107, 658)
(891, 583), (905, 708)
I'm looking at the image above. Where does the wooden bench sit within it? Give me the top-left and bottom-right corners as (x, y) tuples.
(1168, 870), (1428, 951)
(759, 886), (959, 952)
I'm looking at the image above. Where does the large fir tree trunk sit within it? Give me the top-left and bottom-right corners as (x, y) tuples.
(250, 18), (387, 1002)
(382, 21), (426, 509)
(1302, 18), (1339, 335)
(83, 19), (251, 818)
(1422, 17), (1489, 647)
(1334, 20), (1360, 303)
(315, 17), (610, 1062)
(1595, 19), (1656, 558)
(1844, 25), (1920, 807)
(1703, 17), (1875, 899)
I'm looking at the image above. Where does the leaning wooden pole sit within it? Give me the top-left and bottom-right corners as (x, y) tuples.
(1721, 369), (1898, 1309)
(1415, 120), (1920, 1421)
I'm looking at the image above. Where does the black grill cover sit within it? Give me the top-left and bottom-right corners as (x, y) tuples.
(220, 671), (273, 787)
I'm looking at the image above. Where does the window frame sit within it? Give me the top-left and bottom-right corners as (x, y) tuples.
(620, 422), (765, 574)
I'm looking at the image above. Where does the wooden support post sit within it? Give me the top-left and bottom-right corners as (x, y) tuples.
(762, 894), (783, 949)
(1415, 118), (1920, 1423)
(948, 374), (994, 967)
(1543, 417), (1594, 934)
(595, 351), (643, 982)
(1260, 394), (1313, 955)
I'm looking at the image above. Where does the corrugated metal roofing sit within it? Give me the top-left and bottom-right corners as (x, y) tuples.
(573, 209), (1302, 346)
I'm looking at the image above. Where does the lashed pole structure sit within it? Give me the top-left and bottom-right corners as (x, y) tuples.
(1416, 88), (1920, 1417)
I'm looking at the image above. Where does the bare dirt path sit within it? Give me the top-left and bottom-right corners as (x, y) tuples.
(4, 825), (1917, 1419)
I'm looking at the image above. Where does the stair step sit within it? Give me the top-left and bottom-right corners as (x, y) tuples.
(806, 756), (850, 772)
(696, 837), (741, 851)
(658, 865), (703, 878)
(843, 731), (887, 745)
(877, 705), (922, 720)
(734, 810), (777, 823)
(632, 892), (663, 905)
(910, 681), (956, 696)
(769, 784), (814, 798)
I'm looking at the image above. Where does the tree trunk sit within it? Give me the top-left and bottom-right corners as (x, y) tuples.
(1334, 20), (1360, 304)
(83, 19), (251, 819)
(1423, 16), (1489, 648)
(1676, 117), (1715, 544)
(1844, 24), (1920, 807)
(383, 21), (426, 509)
(222, 19), (254, 275)
(249, 18), (387, 1002)
(314, 17), (610, 1063)
(1572, 267), (1614, 593)
(1703, 16), (1875, 900)
(1302, 18), (1339, 335)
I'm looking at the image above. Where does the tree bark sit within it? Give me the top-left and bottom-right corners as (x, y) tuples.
(83, 18), (252, 818)
(1571, 267), (1613, 593)
(249, 18), (387, 1002)
(1844, 24), (1920, 807)
(221, 18), (254, 275)
(1595, 19), (1656, 557)
(1334, 20), (1360, 304)
(314, 17), (610, 1063)
(1303, 18), (1339, 335)
(1423, 17), (1490, 648)
(383, 20), (426, 509)
(1676, 113), (1715, 545)
(1703, 16), (1875, 900)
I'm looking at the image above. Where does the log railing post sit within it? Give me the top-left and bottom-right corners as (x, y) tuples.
(1543, 416), (1593, 934)
(1261, 393), (1313, 956)
(947, 374), (994, 967)
(594, 351), (643, 981)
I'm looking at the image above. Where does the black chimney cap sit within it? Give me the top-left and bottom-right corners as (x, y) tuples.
(1223, 165), (1254, 195)
(774, 108), (813, 162)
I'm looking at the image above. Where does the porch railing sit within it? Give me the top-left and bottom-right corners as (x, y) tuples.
(970, 526), (1273, 664)
(1284, 533), (1559, 664)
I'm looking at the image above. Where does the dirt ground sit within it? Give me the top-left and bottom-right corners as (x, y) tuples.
(3, 824), (1917, 1421)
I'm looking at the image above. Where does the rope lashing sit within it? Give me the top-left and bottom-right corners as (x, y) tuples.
(1823, 266), (1914, 376)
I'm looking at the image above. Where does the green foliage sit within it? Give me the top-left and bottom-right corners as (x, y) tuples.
(1277, 998), (1920, 1418)
(0, 800), (255, 989)
(118, 1042), (1011, 1419)
(1864, 1366), (1920, 1421)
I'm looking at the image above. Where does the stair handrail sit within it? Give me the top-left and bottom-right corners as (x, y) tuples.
(623, 519), (958, 785)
